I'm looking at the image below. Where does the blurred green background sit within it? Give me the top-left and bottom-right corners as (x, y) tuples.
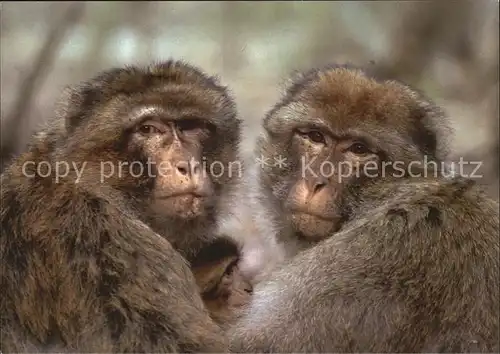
(1, 1), (498, 198)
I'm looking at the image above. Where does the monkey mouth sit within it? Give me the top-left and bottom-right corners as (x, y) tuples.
(288, 209), (337, 222)
(289, 211), (341, 240)
(157, 191), (210, 199)
(152, 193), (210, 219)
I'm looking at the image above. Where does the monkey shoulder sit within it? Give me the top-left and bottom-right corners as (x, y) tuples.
(1, 172), (221, 351)
(1, 165), (197, 292)
(359, 176), (499, 235)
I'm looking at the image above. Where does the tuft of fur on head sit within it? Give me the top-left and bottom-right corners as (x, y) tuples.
(264, 63), (453, 162)
(53, 59), (241, 157)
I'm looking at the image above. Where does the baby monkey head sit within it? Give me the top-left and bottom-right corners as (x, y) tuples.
(258, 64), (449, 241)
(56, 60), (241, 222)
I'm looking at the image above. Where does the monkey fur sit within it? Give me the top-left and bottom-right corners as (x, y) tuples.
(1, 59), (242, 352)
(229, 64), (499, 352)
(189, 236), (253, 330)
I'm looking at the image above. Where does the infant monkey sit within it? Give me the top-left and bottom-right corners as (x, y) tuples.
(190, 236), (253, 329)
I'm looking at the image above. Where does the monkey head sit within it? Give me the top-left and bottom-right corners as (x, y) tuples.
(257, 64), (450, 242)
(190, 236), (253, 328)
(52, 60), (242, 255)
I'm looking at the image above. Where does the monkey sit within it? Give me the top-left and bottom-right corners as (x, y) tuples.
(0, 59), (243, 352)
(229, 64), (500, 352)
(189, 235), (253, 330)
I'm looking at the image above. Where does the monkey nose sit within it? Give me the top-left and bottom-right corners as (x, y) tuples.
(175, 160), (201, 177)
(176, 162), (190, 176)
(306, 177), (328, 196)
(174, 160), (210, 196)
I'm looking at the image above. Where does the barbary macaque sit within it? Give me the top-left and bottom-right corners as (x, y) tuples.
(1, 59), (243, 352)
(229, 64), (499, 353)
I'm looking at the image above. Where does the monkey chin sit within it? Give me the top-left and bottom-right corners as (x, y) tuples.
(153, 194), (208, 220)
(290, 212), (339, 241)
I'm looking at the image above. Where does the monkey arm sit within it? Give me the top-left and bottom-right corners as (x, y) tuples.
(230, 190), (499, 353)
(229, 233), (405, 353)
(80, 207), (228, 352)
(0, 188), (226, 353)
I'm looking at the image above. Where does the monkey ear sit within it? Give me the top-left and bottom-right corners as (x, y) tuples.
(287, 70), (307, 85)
(418, 99), (455, 162)
(54, 85), (84, 132)
(279, 70), (307, 97)
(55, 83), (103, 132)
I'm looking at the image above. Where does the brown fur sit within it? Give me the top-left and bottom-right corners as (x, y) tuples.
(0, 59), (242, 352)
(229, 64), (499, 352)
(190, 236), (253, 330)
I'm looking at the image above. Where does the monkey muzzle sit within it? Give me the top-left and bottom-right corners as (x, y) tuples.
(285, 177), (342, 240)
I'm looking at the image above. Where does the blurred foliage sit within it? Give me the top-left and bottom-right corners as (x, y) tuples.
(1, 1), (498, 197)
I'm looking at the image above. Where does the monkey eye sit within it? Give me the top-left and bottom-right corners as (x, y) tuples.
(307, 131), (326, 144)
(224, 259), (239, 277)
(347, 142), (370, 155)
(176, 118), (214, 134)
(298, 129), (326, 144)
(136, 120), (166, 135)
(138, 125), (160, 134)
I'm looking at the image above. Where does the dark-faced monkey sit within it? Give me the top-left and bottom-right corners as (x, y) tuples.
(189, 236), (253, 330)
(0, 59), (242, 352)
(229, 64), (499, 353)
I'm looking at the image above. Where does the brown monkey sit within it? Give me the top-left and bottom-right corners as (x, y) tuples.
(0, 59), (242, 352)
(229, 64), (499, 352)
(189, 236), (253, 329)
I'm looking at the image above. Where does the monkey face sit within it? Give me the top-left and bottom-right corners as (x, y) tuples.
(61, 61), (241, 228)
(67, 92), (239, 226)
(195, 256), (253, 327)
(191, 237), (253, 328)
(128, 115), (216, 220)
(57, 61), (242, 258)
(284, 128), (380, 240)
